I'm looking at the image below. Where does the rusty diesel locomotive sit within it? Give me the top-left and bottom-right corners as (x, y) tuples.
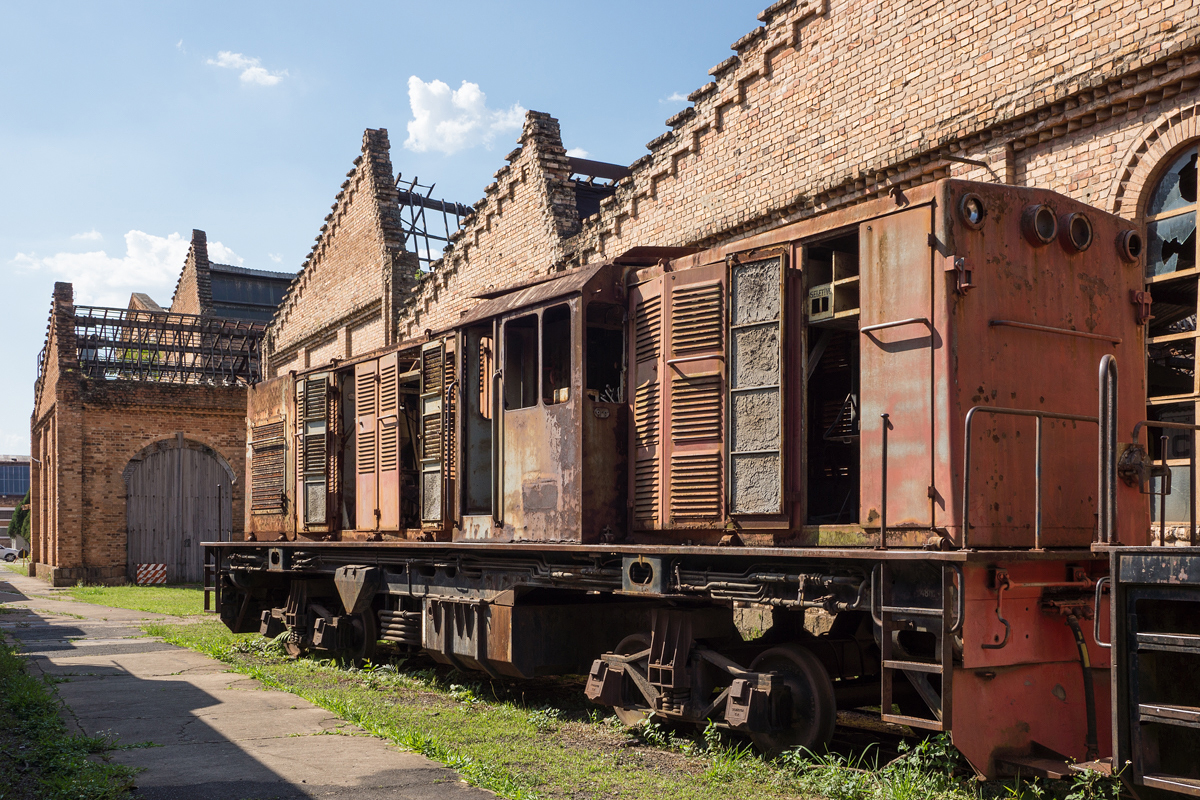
(208, 178), (1196, 788)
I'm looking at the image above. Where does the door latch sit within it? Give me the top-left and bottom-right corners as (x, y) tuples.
(1130, 290), (1153, 325)
(946, 255), (973, 295)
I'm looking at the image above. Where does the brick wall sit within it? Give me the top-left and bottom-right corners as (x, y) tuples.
(266, 129), (417, 376)
(170, 230), (211, 316)
(30, 282), (250, 586)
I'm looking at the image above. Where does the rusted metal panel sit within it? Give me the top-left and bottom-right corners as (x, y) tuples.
(629, 277), (664, 530)
(938, 181), (1147, 548)
(458, 263), (608, 327)
(499, 298), (583, 541)
(354, 359), (379, 531)
(859, 206), (936, 533)
(246, 374), (294, 539)
(377, 352), (400, 531)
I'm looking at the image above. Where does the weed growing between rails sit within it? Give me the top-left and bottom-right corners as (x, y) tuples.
(0, 635), (138, 800)
(143, 620), (1126, 800)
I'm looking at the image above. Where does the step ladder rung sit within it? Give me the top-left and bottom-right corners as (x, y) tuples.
(1144, 774), (1200, 797)
(880, 605), (945, 617)
(1137, 632), (1200, 654)
(881, 712), (945, 732)
(1139, 703), (1200, 727)
(883, 659), (944, 674)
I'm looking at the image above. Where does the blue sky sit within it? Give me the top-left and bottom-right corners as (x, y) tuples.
(0, 1), (764, 455)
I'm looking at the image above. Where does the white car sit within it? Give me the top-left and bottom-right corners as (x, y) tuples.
(1, 546), (21, 562)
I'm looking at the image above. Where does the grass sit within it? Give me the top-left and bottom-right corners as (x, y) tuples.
(0, 633), (137, 800)
(63, 584), (206, 617)
(4, 560), (29, 576)
(142, 620), (1126, 800)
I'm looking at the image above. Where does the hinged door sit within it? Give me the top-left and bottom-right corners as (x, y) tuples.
(859, 208), (936, 532)
(420, 339), (454, 525)
(629, 279), (664, 530)
(728, 250), (787, 519)
(354, 359), (379, 530)
(377, 352), (400, 530)
(297, 372), (331, 529)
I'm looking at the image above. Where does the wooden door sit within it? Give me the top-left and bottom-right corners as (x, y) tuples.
(126, 441), (232, 583)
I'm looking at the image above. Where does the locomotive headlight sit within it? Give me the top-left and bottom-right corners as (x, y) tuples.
(1021, 204), (1058, 245)
(959, 193), (986, 229)
(1059, 212), (1093, 253)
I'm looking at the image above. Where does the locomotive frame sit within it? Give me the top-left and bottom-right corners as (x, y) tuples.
(209, 177), (1182, 784)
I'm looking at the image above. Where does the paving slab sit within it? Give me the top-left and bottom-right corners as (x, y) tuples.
(1, 571), (492, 800)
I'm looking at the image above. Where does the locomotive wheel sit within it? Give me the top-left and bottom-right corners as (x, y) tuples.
(612, 633), (654, 727)
(748, 643), (837, 756)
(345, 609), (380, 666)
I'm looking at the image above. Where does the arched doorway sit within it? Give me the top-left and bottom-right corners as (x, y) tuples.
(123, 436), (234, 583)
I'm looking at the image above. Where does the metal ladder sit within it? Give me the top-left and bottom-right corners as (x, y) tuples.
(874, 562), (962, 731)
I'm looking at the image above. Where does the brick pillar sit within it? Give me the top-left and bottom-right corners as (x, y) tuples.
(51, 283), (84, 572)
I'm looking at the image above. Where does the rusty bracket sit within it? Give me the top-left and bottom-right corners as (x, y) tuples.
(945, 255), (974, 295)
(1129, 290), (1153, 325)
(981, 569), (1011, 650)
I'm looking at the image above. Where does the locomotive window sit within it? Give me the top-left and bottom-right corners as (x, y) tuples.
(587, 303), (625, 403)
(542, 304), (572, 405)
(504, 315), (538, 409)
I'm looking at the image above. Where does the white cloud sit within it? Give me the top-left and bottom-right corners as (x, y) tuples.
(566, 147), (590, 158)
(175, 39), (185, 52)
(206, 51), (287, 87)
(71, 229), (103, 241)
(268, 253), (283, 263)
(404, 77), (525, 155)
(0, 430), (28, 456)
(207, 241), (244, 266)
(662, 92), (689, 104)
(11, 230), (195, 307)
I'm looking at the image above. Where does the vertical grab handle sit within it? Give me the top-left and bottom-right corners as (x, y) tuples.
(1094, 576), (1111, 649)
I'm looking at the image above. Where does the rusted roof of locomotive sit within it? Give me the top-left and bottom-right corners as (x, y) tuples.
(456, 262), (611, 327)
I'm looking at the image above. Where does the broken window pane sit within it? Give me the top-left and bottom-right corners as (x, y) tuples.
(1147, 212), (1197, 277)
(503, 315), (538, 410)
(542, 305), (571, 405)
(586, 303), (625, 403)
(1148, 146), (1198, 217)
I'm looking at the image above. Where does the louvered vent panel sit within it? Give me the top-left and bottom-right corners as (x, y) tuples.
(423, 348), (444, 391)
(250, 422), (286, 514)
(669, 453), (721, 520)
(303, 433), (326, 474)
(634, 457), (660, 523)
(671, 284), (723, 355)
(671, 375), (722, 442)
(379, 424), (398, 471)
(634, 383), (660, 448)
(634, 298), (662, 363)
(304, 378), (327, 419)
(423, 415), (443, 460)
(379, 362), (397, 413)
(444, 355), (456, 481)
(357, 428), (376, 474)
(357, 371), (376, 415)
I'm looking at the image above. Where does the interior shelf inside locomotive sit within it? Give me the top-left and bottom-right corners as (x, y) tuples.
(804, 231), (861, 526)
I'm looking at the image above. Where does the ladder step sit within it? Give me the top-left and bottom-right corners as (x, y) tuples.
(1144, 774), (1200, 798)
(1139, 703), (1200, 727)
(883, 659), (943, 674)
(880, 605), (944, 618)
(881, 712), (944, 732)
(1137, 632), (1200, 654)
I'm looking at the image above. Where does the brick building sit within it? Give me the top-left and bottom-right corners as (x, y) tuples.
(0, 454), (31, 548)
(30, 234), (294, 585)
(266, 1), (1200, 371)
(258, 1), (1200, 545)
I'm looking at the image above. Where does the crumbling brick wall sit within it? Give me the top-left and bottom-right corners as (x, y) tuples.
(30, 283), (249, 586)
(170, 230), (213, 316)
(266, 129), (417, 377)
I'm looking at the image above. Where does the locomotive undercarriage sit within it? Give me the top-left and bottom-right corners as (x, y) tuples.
(210, 543), (1094, 760)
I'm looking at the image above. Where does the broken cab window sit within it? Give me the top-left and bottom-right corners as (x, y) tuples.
(542, 304), (571, 405)
(587, 303), (624, 403)
(504, 315), (538, 410)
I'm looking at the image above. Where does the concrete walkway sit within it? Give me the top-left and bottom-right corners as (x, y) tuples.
(0, 571), (491, 800)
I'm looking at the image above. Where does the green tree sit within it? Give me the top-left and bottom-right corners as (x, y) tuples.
(7, 488), (31, 555)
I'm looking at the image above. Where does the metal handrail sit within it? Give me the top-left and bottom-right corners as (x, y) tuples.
(1097, 356), (1118, 544)
(962, 406), (1099, 550)
(861, 317), (931, 334)
(1129, 418), (1200, 547)
(1093, 576), (1111, 649)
